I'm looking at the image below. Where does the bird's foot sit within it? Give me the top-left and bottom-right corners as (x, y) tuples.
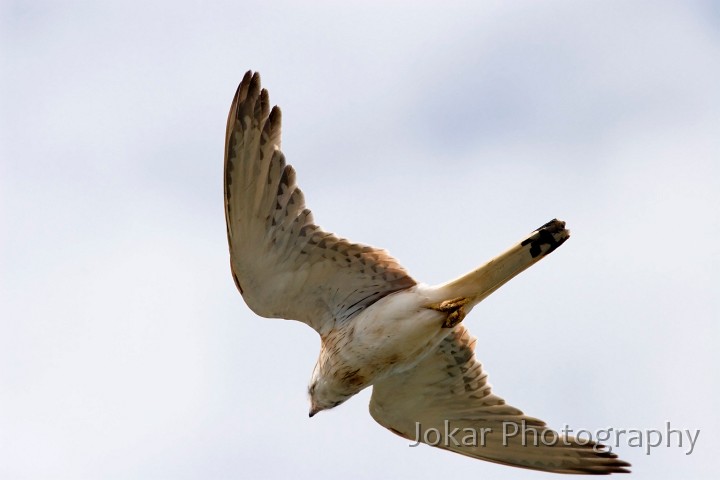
(425, 297), (470, 328)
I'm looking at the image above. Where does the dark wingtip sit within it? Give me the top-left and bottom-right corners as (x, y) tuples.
(268, 105), (282, 124)
(247, 71), (261, 99)
(241, 69), (253, 84)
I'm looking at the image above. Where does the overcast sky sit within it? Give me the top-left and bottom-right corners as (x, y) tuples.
(1, 1), (719, 479)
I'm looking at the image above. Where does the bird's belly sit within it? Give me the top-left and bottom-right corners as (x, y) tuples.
(322, 286), (449, 395)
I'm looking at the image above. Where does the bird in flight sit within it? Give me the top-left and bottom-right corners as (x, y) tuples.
(224, 71), (630, 475)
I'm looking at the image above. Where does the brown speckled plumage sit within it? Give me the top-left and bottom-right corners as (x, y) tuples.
(224, 71), (630, 475)
(225, 72), (415, 332)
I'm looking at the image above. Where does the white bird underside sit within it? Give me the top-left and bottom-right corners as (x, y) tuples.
(224, 70), (630, 475)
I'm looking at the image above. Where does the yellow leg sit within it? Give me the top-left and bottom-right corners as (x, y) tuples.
(425, 297), (470, 328)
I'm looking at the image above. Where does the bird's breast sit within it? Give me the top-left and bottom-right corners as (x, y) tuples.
(318, 285), (449, 396)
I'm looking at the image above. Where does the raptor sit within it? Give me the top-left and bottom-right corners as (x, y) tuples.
(224, 71), (630, 474)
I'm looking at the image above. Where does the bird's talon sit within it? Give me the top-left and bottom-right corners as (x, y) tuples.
(426, 297), (469, 328)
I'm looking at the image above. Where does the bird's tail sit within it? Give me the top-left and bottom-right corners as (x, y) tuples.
(428, 219), (570, 314)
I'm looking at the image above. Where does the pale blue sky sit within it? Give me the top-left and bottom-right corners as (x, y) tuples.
(1, 1), (718, 479)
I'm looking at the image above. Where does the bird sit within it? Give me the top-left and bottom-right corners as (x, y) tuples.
(224, 70), (631, 475)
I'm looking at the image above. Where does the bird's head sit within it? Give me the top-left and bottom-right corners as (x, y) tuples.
(308, 361), (357, 417)
(307, 378), (351, 417)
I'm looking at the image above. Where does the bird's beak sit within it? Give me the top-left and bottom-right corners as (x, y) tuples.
(309, 406), (320, 418)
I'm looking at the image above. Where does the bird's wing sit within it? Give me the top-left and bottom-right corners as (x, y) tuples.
(224, 71), (416, 334)
(370, 326), (631, 474)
